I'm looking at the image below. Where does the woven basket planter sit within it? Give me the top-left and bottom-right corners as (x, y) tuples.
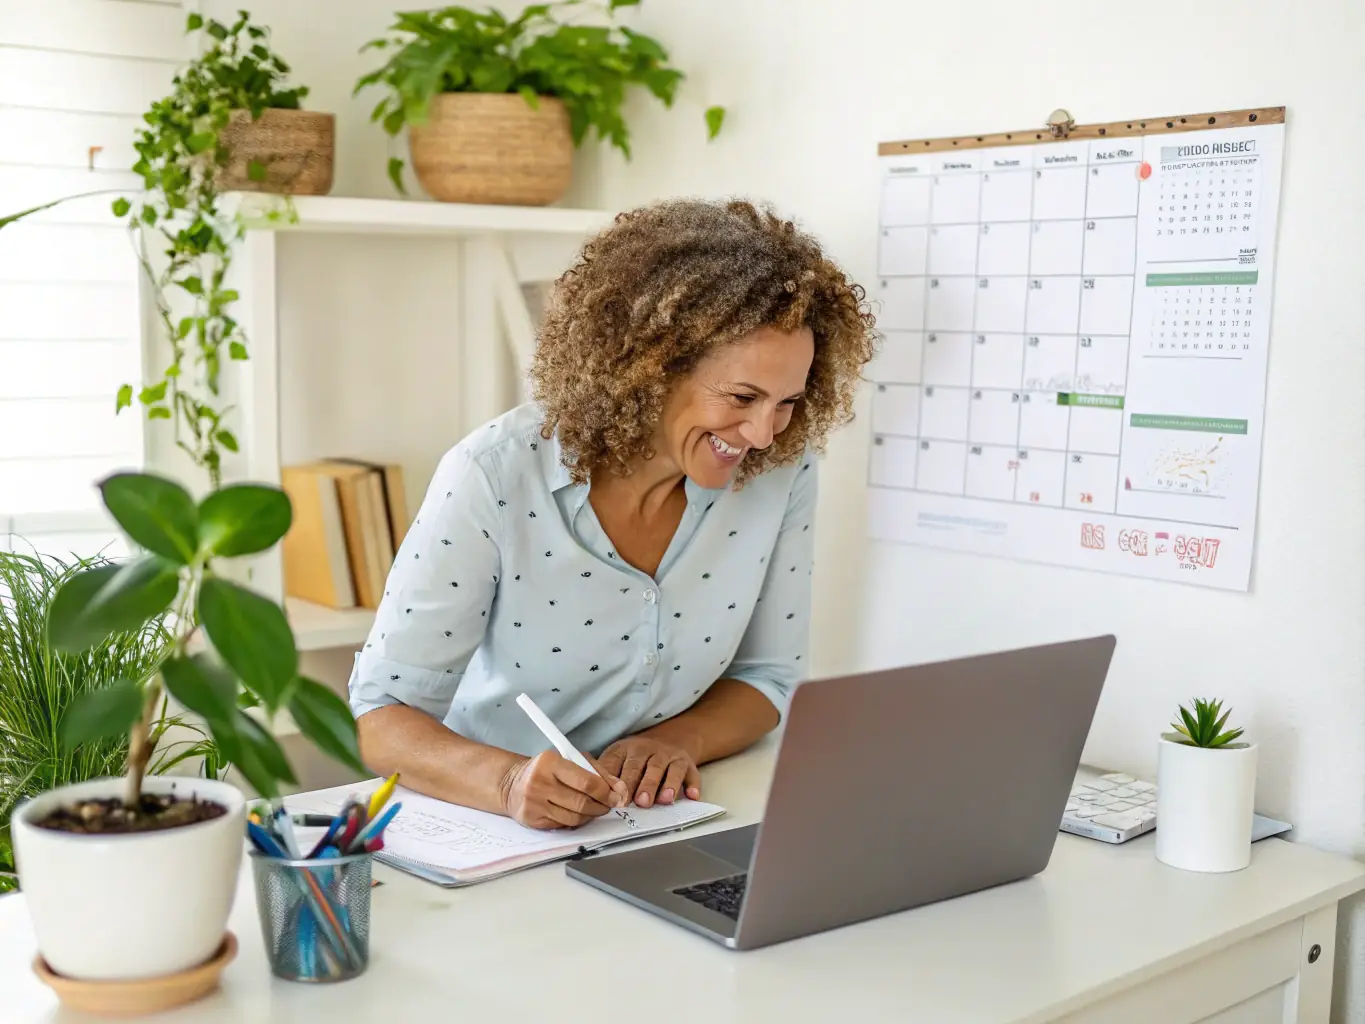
(216, 109), (335, 196)
(408, 93), (574, 206)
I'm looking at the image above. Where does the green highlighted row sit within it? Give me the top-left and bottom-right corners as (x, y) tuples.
(1146, 271), (1258, 287)
(1129, 414), (1247, 435)
(1057, 392), (1123, 409)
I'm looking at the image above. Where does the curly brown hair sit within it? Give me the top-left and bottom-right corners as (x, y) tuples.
(528, 198), (879, 487)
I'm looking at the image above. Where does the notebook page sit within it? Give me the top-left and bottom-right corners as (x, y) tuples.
(287, 782), (725, 876)
(569, 796), (726, 848)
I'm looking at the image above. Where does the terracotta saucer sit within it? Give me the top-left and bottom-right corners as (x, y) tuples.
(33, 931), (237, 1017)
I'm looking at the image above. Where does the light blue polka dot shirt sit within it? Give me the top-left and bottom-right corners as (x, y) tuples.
(347, 402), (817, 758)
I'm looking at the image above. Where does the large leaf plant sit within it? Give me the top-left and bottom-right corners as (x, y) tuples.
(45, 473), (365, 811)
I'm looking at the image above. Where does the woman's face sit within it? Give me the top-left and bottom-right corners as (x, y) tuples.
(655, 326), (815, 490)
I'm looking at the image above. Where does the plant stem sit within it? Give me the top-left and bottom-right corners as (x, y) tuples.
(122, 559), (203, 809)
(123, 681), (163, 809)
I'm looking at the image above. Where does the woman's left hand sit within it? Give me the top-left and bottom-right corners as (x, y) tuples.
(596, 735), (701, 808)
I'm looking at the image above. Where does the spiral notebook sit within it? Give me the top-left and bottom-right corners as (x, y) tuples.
(286, 780), (727, 887)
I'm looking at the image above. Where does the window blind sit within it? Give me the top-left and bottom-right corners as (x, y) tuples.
(0, 0), (186, 561)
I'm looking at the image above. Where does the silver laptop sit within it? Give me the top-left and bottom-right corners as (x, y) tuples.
(567, 634), (1117, 950)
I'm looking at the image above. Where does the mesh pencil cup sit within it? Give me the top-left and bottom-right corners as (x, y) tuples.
(249, 849), (373, 983)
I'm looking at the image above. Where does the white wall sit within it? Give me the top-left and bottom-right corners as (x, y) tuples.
(209, 0), (1365, 1016)
(0, 0), (179, 557)
(581, 0), (1365, 1017)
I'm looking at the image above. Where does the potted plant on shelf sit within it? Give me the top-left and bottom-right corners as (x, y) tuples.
(1, 10), (326, 488)
(0, 549), (227, 897)
(1154, 697), (1257, 873)
(355, 0), (726, 206)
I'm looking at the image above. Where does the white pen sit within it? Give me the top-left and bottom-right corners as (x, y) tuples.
(515, 692), (637, 828)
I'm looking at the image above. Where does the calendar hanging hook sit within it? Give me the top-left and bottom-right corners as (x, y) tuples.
(1045, 108), (1076, 139)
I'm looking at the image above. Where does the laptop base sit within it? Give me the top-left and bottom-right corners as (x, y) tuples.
(567, 823), (759, 948)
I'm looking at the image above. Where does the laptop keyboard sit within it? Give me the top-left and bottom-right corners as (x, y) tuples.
(672, 873), (748, 920)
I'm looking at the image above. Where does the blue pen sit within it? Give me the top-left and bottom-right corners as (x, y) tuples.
(305, 814), (344, 860)
(247, 820), (288, 858)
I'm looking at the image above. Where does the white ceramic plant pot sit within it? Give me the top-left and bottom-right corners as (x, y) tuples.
(12, 774), (246, 980)
(1154, 736), (1257, 873)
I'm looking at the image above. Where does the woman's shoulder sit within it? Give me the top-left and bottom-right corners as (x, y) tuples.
(430, 403), (564, 495)
(439, 403), (549, 467)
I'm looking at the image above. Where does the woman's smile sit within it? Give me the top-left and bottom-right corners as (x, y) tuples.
(705, 432), (746, 465)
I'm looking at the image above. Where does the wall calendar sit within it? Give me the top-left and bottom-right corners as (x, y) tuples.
(866, 107), (1285, 591)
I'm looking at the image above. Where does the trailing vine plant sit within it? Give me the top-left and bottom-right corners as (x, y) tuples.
(119, 9), (308, 488)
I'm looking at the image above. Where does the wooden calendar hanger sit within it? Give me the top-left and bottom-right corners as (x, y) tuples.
(877, 106), (1285, 156)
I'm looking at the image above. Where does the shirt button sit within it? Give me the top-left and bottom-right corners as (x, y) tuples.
(643, 588), (656, 603)
(644, 652), (657, 666)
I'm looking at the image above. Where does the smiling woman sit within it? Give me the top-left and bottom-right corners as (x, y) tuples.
(349, 198), (878, 831)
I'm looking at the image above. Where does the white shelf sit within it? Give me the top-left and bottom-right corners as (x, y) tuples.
(231, 192), (613, 237)
(286, 596), (376, 652)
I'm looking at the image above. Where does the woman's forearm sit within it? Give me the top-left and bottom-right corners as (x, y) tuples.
(356, 703), (525, 815)
(635, 677), (780, 767)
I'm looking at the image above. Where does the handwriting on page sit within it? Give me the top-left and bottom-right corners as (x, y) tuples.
(385, 810), (521, 851)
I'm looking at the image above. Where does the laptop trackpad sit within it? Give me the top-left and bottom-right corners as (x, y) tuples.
(687, 824), (758, 872)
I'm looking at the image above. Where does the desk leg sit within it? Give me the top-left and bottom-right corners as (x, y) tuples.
(1285, 903), (1337, 1023)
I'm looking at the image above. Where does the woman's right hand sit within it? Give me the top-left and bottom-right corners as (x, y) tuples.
(502, 751), (628, 830)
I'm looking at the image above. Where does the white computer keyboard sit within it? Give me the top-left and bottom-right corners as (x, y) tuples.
(1060, 770), (1158, 844)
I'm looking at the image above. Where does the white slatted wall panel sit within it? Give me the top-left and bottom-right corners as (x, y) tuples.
(0, 0), (186, 560)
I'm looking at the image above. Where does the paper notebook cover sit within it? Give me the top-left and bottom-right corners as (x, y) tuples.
(286, 781), (727, 887)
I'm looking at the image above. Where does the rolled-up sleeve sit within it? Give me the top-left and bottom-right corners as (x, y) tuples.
(724, 454), (817, 720)
(347, 444), (501, 722)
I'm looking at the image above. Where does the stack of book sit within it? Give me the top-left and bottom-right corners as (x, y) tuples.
(279, 459), (409, 610)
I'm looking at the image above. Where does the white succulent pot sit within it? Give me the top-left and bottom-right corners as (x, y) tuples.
(11, 774), (246, 980)
(1154, 736), (1257, 873)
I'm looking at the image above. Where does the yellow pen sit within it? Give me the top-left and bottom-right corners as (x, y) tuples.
(367, 773), (399, 819)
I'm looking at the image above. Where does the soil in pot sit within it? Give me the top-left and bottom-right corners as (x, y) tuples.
(31, 793), (227, 835)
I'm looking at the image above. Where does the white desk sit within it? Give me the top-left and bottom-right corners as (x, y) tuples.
(3, 737), (1363, 1023)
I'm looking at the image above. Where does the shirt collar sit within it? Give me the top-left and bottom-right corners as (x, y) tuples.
(544, 427), (728, 508)
(545, 430), (575, 493)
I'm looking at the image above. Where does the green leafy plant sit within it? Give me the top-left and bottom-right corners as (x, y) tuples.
(111, 9), (308, 487)
(1166, 697), (1246, 749)
(44, 473), (364, 816)
(355, 0), (725, 192)
(0, 549), (225, 890)
(0, 9), (307, 490)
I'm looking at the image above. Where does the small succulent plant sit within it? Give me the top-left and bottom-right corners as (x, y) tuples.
(1166, 697), (1246, 748)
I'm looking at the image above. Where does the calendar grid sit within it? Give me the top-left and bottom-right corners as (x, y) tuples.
(883, 213), (1144, 229)
(875, 428), (1120, 461)
(960, 166), (986, 493)
(1058, 163), (1093, 510)
(914, 273), (1136, 279)
(1014, 168), (1039, 502)
(911, 179), (936, 472)
(869, 481), (1242, 533)
(869, 130), (1268, 536)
